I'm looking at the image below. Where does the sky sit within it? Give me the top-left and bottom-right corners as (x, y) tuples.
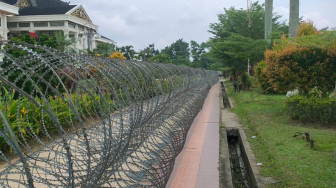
(69, 0), (336, 51)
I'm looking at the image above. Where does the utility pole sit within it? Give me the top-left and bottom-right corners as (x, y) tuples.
(247, 0), (252, 74)
(289, 0), (300, 37)
(265, 0), (273, 43)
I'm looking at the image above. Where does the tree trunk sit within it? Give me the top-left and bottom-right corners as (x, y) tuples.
(289, 0), (300, 37)
(265, 0), (273, 43)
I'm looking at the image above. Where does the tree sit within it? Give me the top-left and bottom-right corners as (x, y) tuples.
(137, 44), (159, 61)
(55, 31), (75, 52)
(148, 53), (171, 63)
(93, 43), (116, 57)
(210, 33), (266, 78)
(190, 40), (212, 69)
(117, 45), (135, 60)
(208, 2), (270, 79)
(163, 39), (191, 66)
(208, 2), (287, 80)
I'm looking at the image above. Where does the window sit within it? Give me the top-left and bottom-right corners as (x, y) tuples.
(7, 22), (17, 28)
(78, 26), (84, 31)
(50, 21), (64, 27)
(34, 22), (48, 27)
(68, 22), (76, 28)
(19, 22), (30, 27)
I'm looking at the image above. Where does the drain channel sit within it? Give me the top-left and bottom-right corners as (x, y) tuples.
(227, 129), (254, 188)
(220, 81), (231, 108)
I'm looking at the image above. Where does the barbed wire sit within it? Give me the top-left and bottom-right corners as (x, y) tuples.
(0, 41), (218, 187)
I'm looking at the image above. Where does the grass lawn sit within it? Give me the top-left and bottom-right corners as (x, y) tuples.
(226, 82), (336, 187)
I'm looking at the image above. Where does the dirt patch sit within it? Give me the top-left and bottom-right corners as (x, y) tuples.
(294, 121), (336, 131)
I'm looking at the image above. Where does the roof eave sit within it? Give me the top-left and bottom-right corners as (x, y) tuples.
(7, 14), (98, 29)
(0, 2), (19, 15)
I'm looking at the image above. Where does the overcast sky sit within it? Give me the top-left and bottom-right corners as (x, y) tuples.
(69, 0), (336, 51)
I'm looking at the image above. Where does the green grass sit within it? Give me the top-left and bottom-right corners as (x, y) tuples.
(226, 83), (336, 187)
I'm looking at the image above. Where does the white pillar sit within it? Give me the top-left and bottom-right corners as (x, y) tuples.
(265, 0), (273, 42)
(1, 12), (8, 40)
(289, 0), (300, 37)
(63, 30), (69, 37)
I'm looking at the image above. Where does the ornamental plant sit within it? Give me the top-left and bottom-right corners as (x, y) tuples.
(109, 52), (126, 59)
(257, 22), (336, 94)
(0, 87), (115, 153)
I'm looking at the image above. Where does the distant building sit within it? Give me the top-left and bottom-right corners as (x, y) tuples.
(0, 0), (115, 51)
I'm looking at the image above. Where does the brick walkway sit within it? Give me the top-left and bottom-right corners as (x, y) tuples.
(167, 83), (220, 188)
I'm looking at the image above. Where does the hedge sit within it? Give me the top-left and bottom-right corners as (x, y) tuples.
(286, 95), (336, 123)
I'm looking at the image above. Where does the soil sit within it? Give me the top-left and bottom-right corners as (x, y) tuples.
(295, 120), (336, 131)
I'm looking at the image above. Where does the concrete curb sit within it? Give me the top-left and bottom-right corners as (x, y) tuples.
(219, 84), (234, 188)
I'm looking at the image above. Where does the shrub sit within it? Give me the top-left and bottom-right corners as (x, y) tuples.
(254, 61), (274, 93)
(240, 72), (252, 91)
(286, 95), (336, 123)
(109, 52), (126, 59)
(260, 22), (336, 94)
(296, 21), (318, 37)
(0, 89), (115, 153)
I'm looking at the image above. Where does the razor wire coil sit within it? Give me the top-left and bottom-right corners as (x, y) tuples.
(0, 41), (218, 187)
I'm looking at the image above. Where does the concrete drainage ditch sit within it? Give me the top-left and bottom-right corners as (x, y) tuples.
(219, 80), (276, 188)
(227, 128), (258, 187)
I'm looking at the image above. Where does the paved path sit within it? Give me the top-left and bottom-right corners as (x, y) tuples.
(167, 83), (220, 188)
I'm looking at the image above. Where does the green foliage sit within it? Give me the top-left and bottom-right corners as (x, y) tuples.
(162, 39), (191, 66)
(295, 28), (336, 56)
(1, 40), (66, 99)
(10, 33), (36, 44)
(190, 40), (213, 69)
(210, 33), (266, 75)
(137, 44), (159, 61)
(0, 89), (115, 152)
(228, 84), (336, 187)
(254, 61), (274, 92)
(117, 45), (135, 60)
(0, 73), (176, 152)
(262, 22), (336, 94)
(38, 34), (58, 49)
(93, 43), (116, 57)
(54, 31), (75, 52)
(148, 53), (171, 63)
(296, 21), (317, 37)
(286, 95), (336, 123)
(308, 86), (324, 98)
(208, 2), (286, 74)
(239, 72), (252, 91)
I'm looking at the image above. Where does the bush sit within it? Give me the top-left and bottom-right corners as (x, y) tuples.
(286, 95), (336, 123)
(254, 61), (274, 93)
(0, 89), (115, 152)
(109, 52), (126, 59)
(240, 72), (252, 91)
(257, 22), (336, 94)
